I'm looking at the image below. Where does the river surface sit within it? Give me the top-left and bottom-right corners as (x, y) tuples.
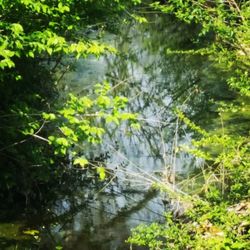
(0, 13), (241, 250)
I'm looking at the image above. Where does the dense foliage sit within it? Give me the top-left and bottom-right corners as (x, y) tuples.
(128, 0), (250, 249)
(0, 0), (141, 206)
(152, 0), (250, 94)
(0, 0), (249, 249)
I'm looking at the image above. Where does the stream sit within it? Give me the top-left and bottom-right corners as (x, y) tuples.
(0, 13), (240, 250)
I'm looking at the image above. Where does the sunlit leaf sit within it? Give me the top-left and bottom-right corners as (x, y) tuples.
(73, 157), (88, 168)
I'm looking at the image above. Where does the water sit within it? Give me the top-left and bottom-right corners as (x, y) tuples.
(50, 14), (226, 249)
(0, 13), (236, 250)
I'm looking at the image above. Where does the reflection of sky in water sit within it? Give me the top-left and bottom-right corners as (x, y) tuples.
(61, 55), (108, 91)
(54, 16), (212, 249)
(60, 27), (201, 176)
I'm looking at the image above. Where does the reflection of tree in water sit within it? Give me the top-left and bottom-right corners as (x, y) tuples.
(32, 181), (164, 250)
(15, 14), (233, 250)
(101, 14), (229, 174)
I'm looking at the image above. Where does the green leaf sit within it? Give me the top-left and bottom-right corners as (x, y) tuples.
(47, 47), (53, 55)
(131, 14), (148, 23)
(11, 23), (23, 34)
(55, 137), (70, 147)
(106, 115), (119, 125)
(80, 96), (93, 108)
(97, 96), (111, 107)
(58, 2), (70, 13)
(42, 112), (56, 120)
(60, 126), (78, 142)
(97, 166), (106, 181)
(48, 136), (55, 144)
(28, 51), (34, 58)
(73, 157), (88, 168)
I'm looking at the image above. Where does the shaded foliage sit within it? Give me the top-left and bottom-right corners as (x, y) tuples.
(0, 0), (140, 208)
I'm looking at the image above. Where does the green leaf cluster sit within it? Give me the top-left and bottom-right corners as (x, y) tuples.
(0, 0), (140, 70)
(0, 0), (141, 201)
(151, 0), (250, 95)
(128, 2), (250, 245)
(128, 202), (250, 250)
(43, 82), (139, 178)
